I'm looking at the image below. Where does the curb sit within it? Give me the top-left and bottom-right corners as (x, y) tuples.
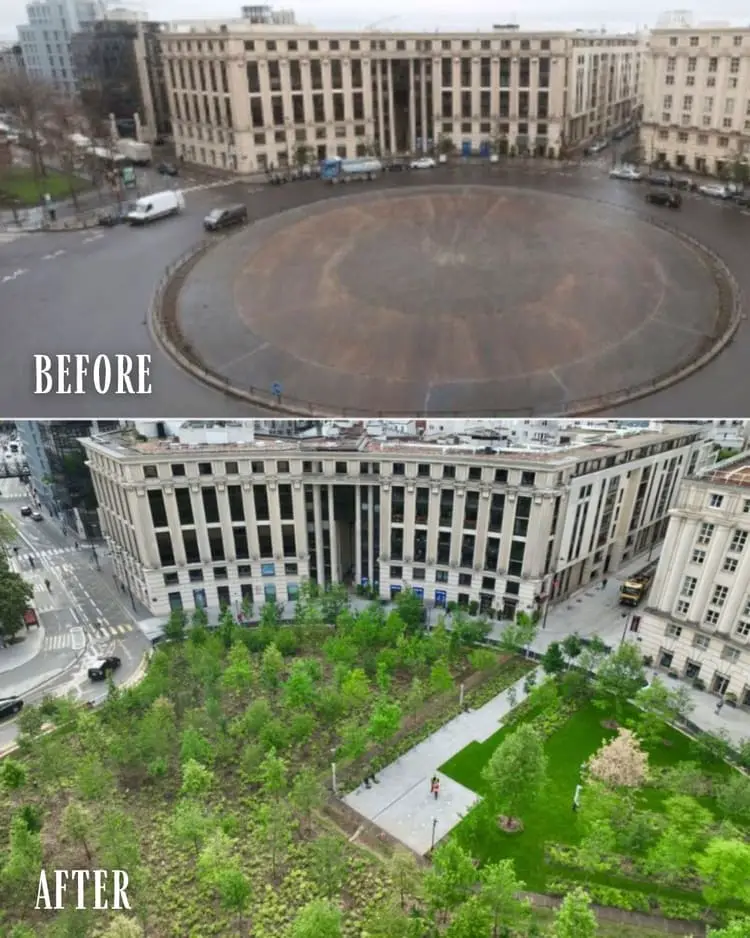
(149, 180), (743, 418)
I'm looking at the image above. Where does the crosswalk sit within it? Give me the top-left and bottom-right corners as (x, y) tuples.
(7, 549), (82, 575)
(0, 230), (27, 245)
(0, 478), (29, 499)
(42, 621), (133, 651)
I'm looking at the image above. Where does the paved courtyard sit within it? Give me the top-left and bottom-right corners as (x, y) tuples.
(174, 184), (726, 415)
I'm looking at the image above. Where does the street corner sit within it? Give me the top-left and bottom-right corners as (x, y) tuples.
(0, 625), (47, 675)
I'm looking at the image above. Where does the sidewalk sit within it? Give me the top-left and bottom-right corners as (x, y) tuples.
(343, 668), (539, 854)
(0, 626), (46, 674)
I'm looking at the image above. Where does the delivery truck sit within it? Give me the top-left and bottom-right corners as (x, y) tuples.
(619, 561), (658, 607)
(127, 189), (185, 225)
(117, 139), (152, 165)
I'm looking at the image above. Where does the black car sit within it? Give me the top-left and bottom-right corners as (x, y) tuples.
(203, 203), (248, 231)
(646, 189), (682, 208)
(0, 697), (24, 720)
(20, 505), (32, 516)
(87, 656), (121, 681)
(647, 172), (673, 186)
(158, 162), (179, 176)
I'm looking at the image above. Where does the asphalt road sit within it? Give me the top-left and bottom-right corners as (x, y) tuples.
(1, 158), (749, 417)
(0, 479), (150, 752)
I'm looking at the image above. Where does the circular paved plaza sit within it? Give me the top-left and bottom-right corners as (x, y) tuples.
(168, 184), (728, 415)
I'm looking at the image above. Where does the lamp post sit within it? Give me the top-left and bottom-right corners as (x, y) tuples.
(91, 542), (100, 571)
(431, 817), (438, 851)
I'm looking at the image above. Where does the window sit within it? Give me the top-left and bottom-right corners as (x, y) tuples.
(198, 462), (212, 475)
(143, 465), (158, 479)
(697, 522), (714, 544)
(723, 556), (739, 574)
(390, 565), (402, 578)
(521, 471), (535, 486)
(736, 620), (750, 637)
(225, 461), (238, 475)
(721, 645), (740, 663)
(495, 468), (508, 483)
(730, 530), (748, 553)
(665, 623), (682, 638)
(709, 492), (724, 508)
(675, 599), (691, 616)
(163, 571), (179, 586)
(704, 609), (720, 626)
(743, 499), (750, 514)
(711, 584), (729, 607)
(172, 463), (185, 476)
(681, 575), (697, 598)
(691, 548), (706, 565)
(443, 465), (455, 479)
(693, 634), (710, 650)
(393, 462), (405, 475)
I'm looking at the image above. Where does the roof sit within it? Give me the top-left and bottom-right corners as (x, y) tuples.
(697, 453), (750, 489)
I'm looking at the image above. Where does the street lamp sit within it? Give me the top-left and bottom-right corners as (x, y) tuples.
(430, 817), (438, 851)
(91, 542), (100, 571)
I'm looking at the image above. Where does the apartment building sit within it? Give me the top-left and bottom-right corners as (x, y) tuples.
(80, 422), (706, 621)
(641, 25), (750, 174)
(157, 20), (643, 174)
(16, 0), (104, 92)
(636, 453), (750, 707)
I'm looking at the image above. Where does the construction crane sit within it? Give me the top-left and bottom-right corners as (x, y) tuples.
(364, 15), (399, 29)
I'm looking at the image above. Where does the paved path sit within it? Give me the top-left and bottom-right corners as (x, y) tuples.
(343, 668), (538, 854)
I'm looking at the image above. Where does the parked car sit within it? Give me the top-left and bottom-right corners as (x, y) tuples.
(588, 139), (608, 153)
(671, 176), (696, 191)
(157, 162), (179, 177)
(646, 190), (682, 209)
(268, 171), (288, 185)
(88, 656), (121, 681)
(609, 165), (642, 181)
(385, 159), (409, 172)
(698, 183), (732, 199)
(203, 203), (248, 231)
(732, 192), (750, 207)
(647, 172), (673, 187)
(20, 505), (32, 516)
(31, 510), (42, 521)
(410, 157), (436, 170)
(0, 697), (24, 720)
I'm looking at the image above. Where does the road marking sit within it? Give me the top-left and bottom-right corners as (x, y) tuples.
(41, 249), (65, 260)
(1, 268), (27, 284)
(81, 233), (104, 243)
(71, 627), (85, 650)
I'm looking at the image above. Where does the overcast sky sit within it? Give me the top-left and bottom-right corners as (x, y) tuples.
(1, 0), (748, 41)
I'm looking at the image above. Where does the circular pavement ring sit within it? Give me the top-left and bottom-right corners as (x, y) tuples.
(155, 184), (739, 416)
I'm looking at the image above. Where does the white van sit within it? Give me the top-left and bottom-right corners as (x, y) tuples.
(127, 189), (185, 225)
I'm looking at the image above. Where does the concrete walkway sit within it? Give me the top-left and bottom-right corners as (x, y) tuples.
(343, 668), (539, 854)
(0, 626), (46, 675)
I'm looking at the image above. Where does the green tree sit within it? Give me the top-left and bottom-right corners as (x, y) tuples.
(631, 677), (694, 747)
(180, 726), (214, 766)
(394, 587), (426, 633)
(717, 773), (750, 824)
(498, 611), (537, 656)
(261, 642), (284, 691)
(708, 918), (750, 938)
(169, 798), (212, 856)
(389, 845), (423, 909)
(0, 757), (27, 792)
(429, 659), (454, 695)
(320, 582), (349, 624)
(308, 834), (347, 898)
(180, 759), (215, 799)
(59, 801), (95, 864)
(215, 865), (253, 936)
(96, 920), (145, 938)
(552, 886), (598, 938)
(258, 747), (288, 800)
(541, 642), (566, 676)
(221, 640), (254, 696)
(445, 895), (493, 938)
(594, 642), (646, 718)
(0, 508), (17, 548)
(423, 840), (476, 921)
(0, 555), (34, 642)
(560, 633), (583, 667)
(290, 767), (324, 833)
(340, 667), (371, 710)
(361, 900), (415, 938)
(1, 813), (43, 906)
(98, 808), (141, 872)
(257, 802), (293, 880)
(482, 725), (547, 824)
(698, 838), (750, 906)
(290, 899), (342, 938)
(283, 659), (319, 710)
(646, 795), (713, 882)
(339, 719), (369, 760)
(368, 698), (402, 745)
(469, 648), (497, 672)
(478, 859), (529, 938)
(163, 607), (186, 642)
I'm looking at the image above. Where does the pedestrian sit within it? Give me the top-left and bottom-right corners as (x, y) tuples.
(28, 555), (34, 568)
(431, 776), (440, 800)
(716, 697), (724, 714)
(602, 578), (608, 590)
(74, 540), (79, 549)
(44, 578), (51, 591)
(13, 546), (18, 554)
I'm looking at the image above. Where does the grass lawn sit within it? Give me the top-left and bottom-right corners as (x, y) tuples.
(0, 165), (88, 206)
(440, 699), (733, 905)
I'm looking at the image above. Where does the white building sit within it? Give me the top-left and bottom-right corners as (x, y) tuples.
(81, 421), (708, 622)
(636, 452), (750, 707)
(156, 22), (644, 173)
(641, 23), (750, 174)
(16, 0), (105, 91)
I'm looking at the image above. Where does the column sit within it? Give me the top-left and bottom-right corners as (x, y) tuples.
(163, 489), (186, 565)
(376, 60), (385, 149)
(292, 482), (307, 573)
(313, 484), (325, 583)
(267, 483), (283, 558)
(420, 60), (427, 150)
(355, 485), (362, 582)
(328, 485), (339, 583)
(404, 483), (416, 559)
(490, 57), (500, 131)
(474, 489), (492, 573)
(450, 488), (465, 566)
(241, 483), (261, 560)
(427, 486), (441, 561)
(387, 59), (396, 153)
(367, 485), (375, 584)
(409, 59), (416, 151)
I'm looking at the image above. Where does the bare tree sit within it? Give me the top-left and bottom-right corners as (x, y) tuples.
(0, 70), (56, 185)
(44, 89), (88, 212)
